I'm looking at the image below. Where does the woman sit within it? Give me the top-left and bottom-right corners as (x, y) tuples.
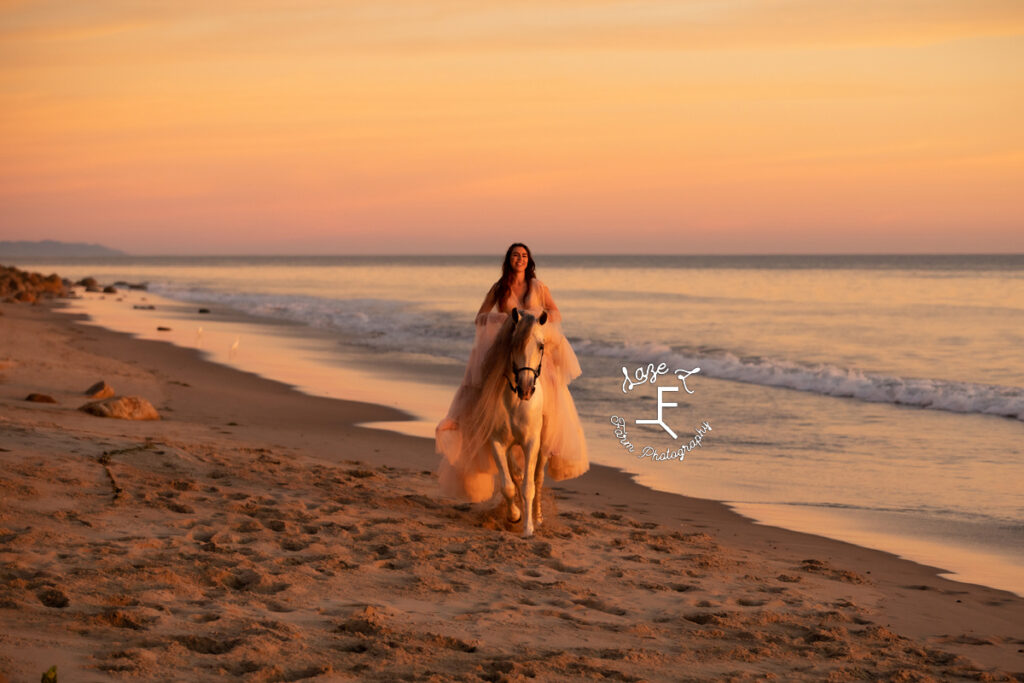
(436, 243), (589, 502)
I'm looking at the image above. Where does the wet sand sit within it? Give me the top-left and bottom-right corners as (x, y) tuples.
(1, 301), (1022, 681)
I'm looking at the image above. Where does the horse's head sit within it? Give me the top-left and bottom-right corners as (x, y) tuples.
(509, 308), (547, 400)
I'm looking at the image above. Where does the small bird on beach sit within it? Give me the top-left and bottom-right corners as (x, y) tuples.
(229, 335), (240, 359)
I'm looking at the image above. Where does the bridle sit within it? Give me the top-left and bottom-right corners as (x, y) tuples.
(506, 345), (544, 397)
(504, 308), (547, 398)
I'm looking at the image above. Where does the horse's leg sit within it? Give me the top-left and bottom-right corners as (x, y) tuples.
(507, 446), (524, 519)
(490, 438), (520, 524)
(520, 435), (541, 537)
(533, 449), (548, 528)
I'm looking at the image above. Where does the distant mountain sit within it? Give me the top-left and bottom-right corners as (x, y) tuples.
(0, 240), (126, 258)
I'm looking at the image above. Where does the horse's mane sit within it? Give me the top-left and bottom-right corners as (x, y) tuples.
(480, 312), (535, 386)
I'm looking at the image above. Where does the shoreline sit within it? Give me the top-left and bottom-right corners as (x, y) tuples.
(1, 301), (1022, 680)
(52, 287), (459, 439)
(56, 285), (1024, 599)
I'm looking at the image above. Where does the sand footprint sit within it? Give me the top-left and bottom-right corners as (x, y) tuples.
(174, 634), (243, 655)
(798, 558), (867, 584)
(736, 597), (768, 607)
(572, 596), (628, 616)
(547, 558), (588, 574)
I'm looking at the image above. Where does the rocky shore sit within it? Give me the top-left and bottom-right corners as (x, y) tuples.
(0, 264), (150, 304)
(0, 265), (69, 304)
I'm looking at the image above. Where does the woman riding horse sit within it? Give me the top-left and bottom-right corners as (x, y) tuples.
(435, 243), (589, 534)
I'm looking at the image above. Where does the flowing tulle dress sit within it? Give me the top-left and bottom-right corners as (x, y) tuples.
(436, 278), (589, 502)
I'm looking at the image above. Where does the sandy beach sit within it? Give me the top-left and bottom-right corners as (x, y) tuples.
(1, 299), (1022, 682)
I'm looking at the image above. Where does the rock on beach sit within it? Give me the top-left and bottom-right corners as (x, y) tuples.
(84, 380), (115, 399)
(78, 396), (160, 420)
(1, 265), (69, 303)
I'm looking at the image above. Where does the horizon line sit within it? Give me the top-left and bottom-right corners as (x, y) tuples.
(7, 252), (1024, 258)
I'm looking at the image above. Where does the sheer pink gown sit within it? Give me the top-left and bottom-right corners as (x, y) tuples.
(435, 278), (589, 502)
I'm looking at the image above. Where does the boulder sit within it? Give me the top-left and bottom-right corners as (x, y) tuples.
(102, 285), (117, 294)
(84, 380), (115, 399)
(0, 269), (21, 296)
(76, 277), (99, 288)
(38, 273), (64, 295)
(78, 396), (160, 420)
(0, 266), (70, 302)
(25, 393), (57, 403)
(37, 588), (69, 609)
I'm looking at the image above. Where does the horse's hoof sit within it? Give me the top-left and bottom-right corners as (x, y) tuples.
(523, 524), (535, 538)
(507, 506), (522, 524)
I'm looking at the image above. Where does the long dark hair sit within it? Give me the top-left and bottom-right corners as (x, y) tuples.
(493, 243), (536, 309)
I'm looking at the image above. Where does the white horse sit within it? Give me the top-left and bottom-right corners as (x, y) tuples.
(490, 308), (549, 537)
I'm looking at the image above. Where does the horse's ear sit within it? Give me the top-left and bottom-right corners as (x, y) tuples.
(538, 311), (548, 325)
(511, 308), (520, 324)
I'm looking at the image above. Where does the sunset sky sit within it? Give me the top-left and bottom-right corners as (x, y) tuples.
(2, 1), (1022, 255)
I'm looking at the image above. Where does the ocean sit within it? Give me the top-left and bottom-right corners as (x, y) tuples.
(12, 254), (1024, 596)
